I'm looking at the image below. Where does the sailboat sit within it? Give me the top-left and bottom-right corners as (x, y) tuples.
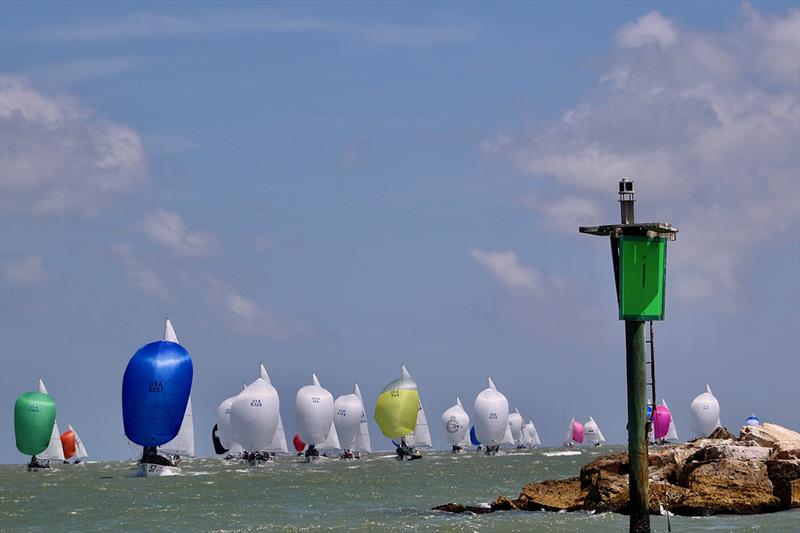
(690, 384), (721, 437)
(584, 417), (606, 447)
(334, 383), (370, 459)
(60, 424), (88, 464)
(508, 408), (525, 449)
(745, 413), (761, 427)
(564, 418), (584, 447)
(14, 382), (57, 471)
(230, 365), (280, 465)
(523, 419), (541, 447)
(473, 378), (509, 455)
(374, 365), (422, 460)
(648, 400), (675, 444)
(441, 398), (470, 453)
(36, 379), (65, 465)
(295, 374), (338, 461)
(122, 318), (193, 477)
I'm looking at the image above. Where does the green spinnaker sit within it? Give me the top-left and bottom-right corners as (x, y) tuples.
(14, 392), (56, 456)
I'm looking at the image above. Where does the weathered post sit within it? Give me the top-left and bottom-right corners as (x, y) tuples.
(579, 178), (677, 533)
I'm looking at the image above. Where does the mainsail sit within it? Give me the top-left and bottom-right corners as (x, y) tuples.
(406, 401), (432, 447)
(584, 417), (605, 446)
(37, 379), (65, 461)
(353, 384), (371, 453)
(161, 397), (195, 457)
(525, 420), (541, 446)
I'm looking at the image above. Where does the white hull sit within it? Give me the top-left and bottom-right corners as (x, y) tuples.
(134, 463), (180, 477)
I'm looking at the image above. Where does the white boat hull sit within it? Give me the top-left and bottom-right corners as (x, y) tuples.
(134, 463), (180, 477)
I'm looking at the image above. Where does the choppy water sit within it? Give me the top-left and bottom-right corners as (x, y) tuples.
(2, 447), (798, 532)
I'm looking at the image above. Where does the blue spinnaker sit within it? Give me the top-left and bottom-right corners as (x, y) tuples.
(122, 340), (193, 447)
(470, 425), (481, 446)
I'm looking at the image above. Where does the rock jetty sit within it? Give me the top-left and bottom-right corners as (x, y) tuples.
(434, 423), (800, 516)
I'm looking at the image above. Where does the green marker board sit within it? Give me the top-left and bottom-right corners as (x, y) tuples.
(619, 235), (667, 321)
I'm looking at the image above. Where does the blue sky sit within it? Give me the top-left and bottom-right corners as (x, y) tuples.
(1, 1), (798, 462)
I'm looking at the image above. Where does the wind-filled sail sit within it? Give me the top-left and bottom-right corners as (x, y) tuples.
(61, 424), (88, 461)
(406, 401), (432, 447)
(334, 391), (363, 451)
(161, 397), (195, 456)
(565, 418), (584, 445)
(441, 398), (470, 447)
(36, 379), (64, 461)
(14, 391), (56, 456)
(293, 433), (306, 452)
(690, 384), (721, 437)
(469, 425), (481, 446)
(374, 365), (419, 440)
(122, 339), (193, 447)
(584, 417), (605, 445)
(508, 409), (524, 445)
(652, 404), (672, 441)
(473, 378), (509, 447)
(320, 420), (340, 450)
(212, 424), (228, 455)
(500, 421), (515, 446)
(295, 374), (335, 446)
(745, 413), (760, 427)
(354, 384), (371, 453)
(525, 420), (541, 446)
(230, 377), (280, 452)
(216, 394), (237, 449)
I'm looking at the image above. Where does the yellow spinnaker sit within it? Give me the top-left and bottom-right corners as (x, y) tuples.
(374, 367), (419, 439)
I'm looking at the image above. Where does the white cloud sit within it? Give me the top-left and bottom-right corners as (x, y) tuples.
(206, 277), (310, 338)
(113, 243), (168, 299)
(470, 249), (542, 293)
(1, 256), (49, 286)
(615, 11), (677, 50)
(141, 208), (218, 257)
(517, 195), (602, 234)
(25, 56), (142, 84)
(483, 6), (800, 308)
(0, 75), (148, 216)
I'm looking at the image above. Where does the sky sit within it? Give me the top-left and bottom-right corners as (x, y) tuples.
(1, 1), (798, 463)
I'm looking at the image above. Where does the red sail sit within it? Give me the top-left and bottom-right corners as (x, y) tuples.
(60, 429), (77, 460)
(292, 433), (306, 452)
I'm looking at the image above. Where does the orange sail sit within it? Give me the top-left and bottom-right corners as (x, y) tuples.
(60, 429), (76, 460)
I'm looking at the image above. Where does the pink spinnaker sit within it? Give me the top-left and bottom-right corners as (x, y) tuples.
(653, 405), (672, 440)
(571, 420), (585, 444)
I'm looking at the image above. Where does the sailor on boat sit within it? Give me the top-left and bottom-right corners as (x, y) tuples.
(340, 449), (355, 460)
(305, 444), (320, 458)
(395, 438), (420, 460)
(141, 446), (175, 468)
(452, 444), (464, 453)
(28, 455), (51, 470)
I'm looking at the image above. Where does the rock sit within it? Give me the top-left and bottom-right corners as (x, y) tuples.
(740, 423), (800, 447)
(686, 443), (771, 462)
(490, 495), (518, 511)
(766, 459), (800, 509)
(515, 477), (583, 511)
(792, 479), (800, 508)
(432, 503), (467, 513)
(708, 426), (736, 440)
(595, 481), (690, 514)
(675, 459), (781, 515)
(770, 440), (800, 461)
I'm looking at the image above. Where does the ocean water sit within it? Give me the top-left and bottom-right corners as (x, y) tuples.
(1, 447), (798, 532)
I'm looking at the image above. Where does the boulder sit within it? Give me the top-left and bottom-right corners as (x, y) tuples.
(708, 426), (736, 440)
(515, 477), (583, 511)
(595, 481), (690, 514)
(686, 442), (771, 462)
(675, 459), (781, 515)
(432, 502), (493, 514)
(490, 495), (518, 511)
(770, 440), (800, 461)
(740, 423), (800, 447)
(765, 459), (800, 508)
(792, 479), (800, 508)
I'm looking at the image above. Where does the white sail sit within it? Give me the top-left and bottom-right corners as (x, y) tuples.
(295, 374), (335, 446)
(354, 384), (371, 453)
(334, 392), (363, 450)
(161, 397), (195, 456)
(584, 416), (605, 445)
(441, 397), (470, 447)
(473, 377), (509, 446)
(508, 408), (524, 444)
(37, 378), (65, 461)
(320, 420), (340, 450)
(230, 377), (280, 451)
(564, 418), (576, 446)
(164, 318), (178, 343)
(662, 399), (679, 441)
(68, 424), (89, 459)
(501, 421), (515, 445)
(269, 413), (289, 453)
(216, 394), (238, 449)
(229, 442), (243, 456)
(406, 401), (432, 447)
(690, 384), (721, 437)
(526, 420), (541, 446)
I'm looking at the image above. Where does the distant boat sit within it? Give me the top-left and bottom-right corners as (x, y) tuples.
(584, 417), (606, 447)
(334, 383), (370, 459)
(648, 399), (678, 444)
(745, 413), (760, 426)
(14, 381), (57, 471)
(564, 418), (584, 447)
(690, 384), (721, 437)
(230, 365), (280, 465)
(473, 378), (509, 455)
(441, 398), (470, 453)
(60, 424), (88, 464)
(374, 365), (422, 460)
(508, 408), (524, 449)
(122, 318), (193, 477)
(296, 374), (338, 461)
(523, 419), (541, 447)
